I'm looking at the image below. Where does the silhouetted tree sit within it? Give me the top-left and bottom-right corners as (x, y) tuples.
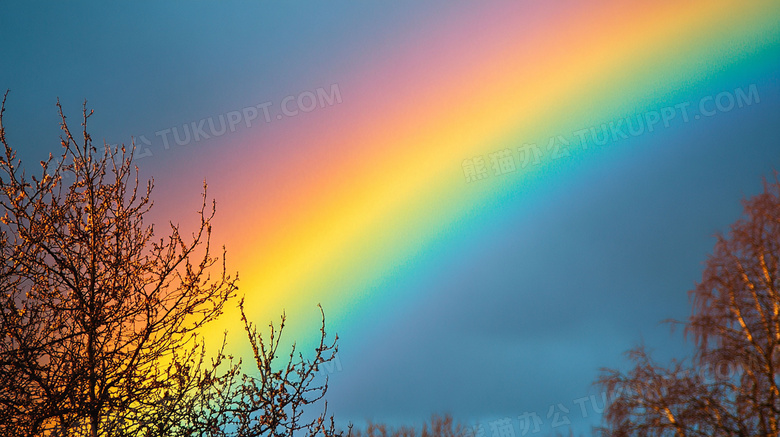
(348, 414), (473, 437)
(345, 413), (588, 437)
(0, 92), (340, 437)
(597, 176), (780, 436)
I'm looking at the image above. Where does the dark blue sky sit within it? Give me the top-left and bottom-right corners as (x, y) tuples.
(1, 2), (779, 435)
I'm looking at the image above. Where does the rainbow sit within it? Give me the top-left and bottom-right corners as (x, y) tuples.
(150, 0), (780, 358)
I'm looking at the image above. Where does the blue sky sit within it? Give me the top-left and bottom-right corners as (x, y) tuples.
(1, 2), (779, 435)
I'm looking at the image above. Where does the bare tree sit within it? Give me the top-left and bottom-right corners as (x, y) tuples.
(0, 92), (340, 437)
(348, 414), (473, 437)
(597, 176), (780, 436)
